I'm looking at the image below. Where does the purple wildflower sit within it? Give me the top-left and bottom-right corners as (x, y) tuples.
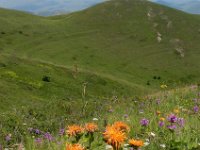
(178, 118), (184, 127)
(35, 129), (41, 134)
(140, 118), (149, 126)
(57, 141), (62, 145)
(44, 132), (53, 141)
(159, 121), (165, 127)
(5, 134), (11, 142)
(193, 98), (198, 103)
(35, 138), (43, 145)
(194, 106), (199, 113)
(167, 125), (177, 130)
(156, 99), (161, 105)
(108, 109), (113, 113)
(59, 128), (65, 136)
(167, 114), (177, 123)
(124, 114), (129, 118)
(28, 128), (34, 133)
(190, 85), (197, 89)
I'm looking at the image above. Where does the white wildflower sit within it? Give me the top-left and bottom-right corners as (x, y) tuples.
(160, 144), (166, 148)
(105, 144), (112, 149)
(144, 142), (150, 146)
(92, 118), (98, 121)
(150, 132), (156, 137)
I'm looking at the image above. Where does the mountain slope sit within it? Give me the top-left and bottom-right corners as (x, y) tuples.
(0, 0), (200, 110)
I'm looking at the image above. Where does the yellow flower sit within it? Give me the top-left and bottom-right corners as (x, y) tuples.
(129, 139), (144, 147)
(85, 123), (98, 133)
(113, 121), (130, 132)
(103, 125), (127, 150)
(66, 125), (84, 137)
(174, 109), (180, 114)
(160, 84), (167, 89)
(160, 117), (165, 121)
(66, 143), (85, 150)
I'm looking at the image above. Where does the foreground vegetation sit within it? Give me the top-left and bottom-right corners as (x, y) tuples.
(0, 85), (199, 149)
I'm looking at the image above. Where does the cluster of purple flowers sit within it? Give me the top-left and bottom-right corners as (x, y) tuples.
(140, 118), (149, 127)
(28, 128), (54, 144)
(167, 114), (184, 131)
(43, 132), (53, 141)
(167, 114), (178, 123)
(28, 128), (42, 135)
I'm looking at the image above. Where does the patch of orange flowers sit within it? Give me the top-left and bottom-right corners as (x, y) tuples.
(103, 124), (127, 150)
(66, 125), (84, 137)
(129, 139), (144, 148)
(85, 123), (98, 133)
(66, 143), (85, 150)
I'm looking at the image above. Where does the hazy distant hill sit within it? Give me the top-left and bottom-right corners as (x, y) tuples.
(151, 0), (200, 14)
(0, 0), (106, 16)
(1, 0), (200, 16)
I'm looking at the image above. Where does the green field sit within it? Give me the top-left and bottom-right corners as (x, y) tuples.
(0, 0), (200, 149)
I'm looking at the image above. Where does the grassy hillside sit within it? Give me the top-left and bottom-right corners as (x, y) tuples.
(1, 0), (200, 90)
(0, 0), (199, 111)
(1, 54), (147, 112)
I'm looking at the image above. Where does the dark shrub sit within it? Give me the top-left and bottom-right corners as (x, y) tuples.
(72, 56), (77, 60)
(153, 76), (157, 79)
(0, 63), (6, 67)
(42, 76), (51, 82)
(147, 81), (150, 85)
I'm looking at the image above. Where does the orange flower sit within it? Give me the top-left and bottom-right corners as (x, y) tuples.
(66, 125), (84, 137)
(113, 121), (130, 132)
(103, 125), (127, 150)
(160, 117), (165, 121)
(156, 111), (161, 115)
(129, 139), (144, 147)
(66, 143), (85, 150)
(85, 123), (98, 133)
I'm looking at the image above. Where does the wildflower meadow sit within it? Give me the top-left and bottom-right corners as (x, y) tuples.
(0, 85), (199, 150)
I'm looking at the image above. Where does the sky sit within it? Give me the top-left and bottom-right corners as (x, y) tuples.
(0, 0), (200, 16)
(0, 0), (106, 16)
(150, 0), (200, 14)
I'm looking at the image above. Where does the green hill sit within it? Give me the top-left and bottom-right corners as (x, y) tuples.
(0, 0), (200, 111)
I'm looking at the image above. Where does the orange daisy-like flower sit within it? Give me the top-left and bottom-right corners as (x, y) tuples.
(129, 139), (144, 147)
(66, 143), (85, 150)
(113, 121), (130, 132)
(103, 125), (127, 150)
(66, 125), (84, 137)
(85, 123), (98, 133)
